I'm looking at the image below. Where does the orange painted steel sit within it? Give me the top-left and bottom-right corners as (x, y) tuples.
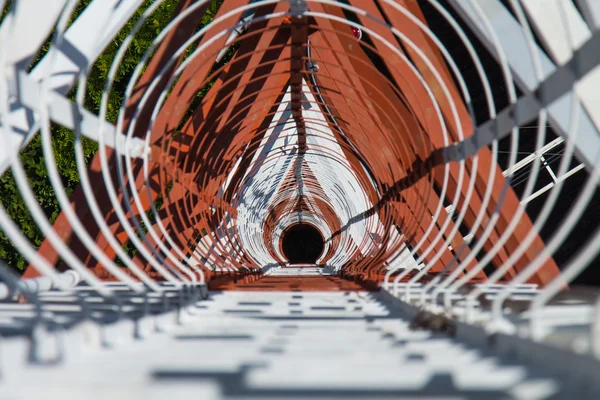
(209, 274), (375, 292)
(23, 0), (561, 290)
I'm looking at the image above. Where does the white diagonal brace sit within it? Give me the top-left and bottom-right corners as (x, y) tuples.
(0, 0), (147, 176)
(521, 0), (591, 66)
(29, 0), (146, 93)
(0, 72), (147, 175)
(1, 0), (67, 67)
(449, 0), (600, 174)
(576, 0), (600, 30)
(521, 0), (600, 146)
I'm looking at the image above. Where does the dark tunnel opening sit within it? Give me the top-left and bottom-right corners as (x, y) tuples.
(281, 224), (325, 264)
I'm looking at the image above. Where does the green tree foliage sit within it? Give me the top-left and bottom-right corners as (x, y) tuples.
(0, 0), (224, 272)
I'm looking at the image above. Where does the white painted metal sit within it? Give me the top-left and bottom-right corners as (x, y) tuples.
(521, 0), (591, 66)
(521, 0), (600, 157)
(0, 270), (80, 300)
(449, 0), (600, 175)
(577, 0), (600, 30)
(1, 0), (148, 176)
(30, 0), (146, 92)
(0, 72), (148, 177)
(0, 290), (590, 398)
(0, 0), (67, 66)
(1, 0), (600, 393)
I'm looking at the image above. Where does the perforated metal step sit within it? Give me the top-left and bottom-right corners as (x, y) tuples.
(0, 289), (587, 399)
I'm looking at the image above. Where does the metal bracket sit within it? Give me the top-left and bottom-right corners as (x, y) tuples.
(288, 0), (307, 18)
(306, 60), (319, 73)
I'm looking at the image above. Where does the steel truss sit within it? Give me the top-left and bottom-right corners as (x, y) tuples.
(1, 0), (600, 397)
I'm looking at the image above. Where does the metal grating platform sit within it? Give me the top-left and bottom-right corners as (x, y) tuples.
(1, 289), (590, 399)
